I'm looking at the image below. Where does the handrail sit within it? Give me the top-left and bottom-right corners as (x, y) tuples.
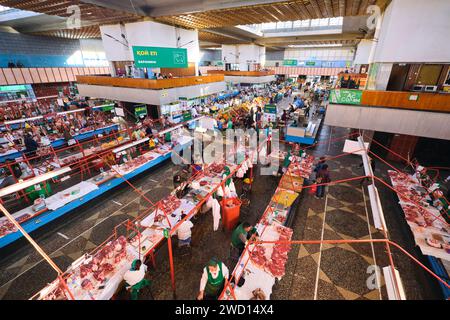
(76, 75), (225, 90)
(330, 89), (450, 113)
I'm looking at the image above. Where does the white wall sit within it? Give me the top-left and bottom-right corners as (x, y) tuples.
(224, 75), (276, 84)
(366, 63), (393, 90)
(325, 104), (450, 140)
(100, 24), (131, 61)
(284, 47), (354, 61)
(374, 0), (450, 63)
(354, 40), (373, 65)
(221, 44), (265, 70)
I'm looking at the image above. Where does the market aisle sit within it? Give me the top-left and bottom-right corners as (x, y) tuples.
(0, 160), (184, 299)
(272, 124), (443, 300)
(144, 165), (282, 300)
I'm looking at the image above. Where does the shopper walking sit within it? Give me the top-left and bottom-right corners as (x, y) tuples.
(313, 157), (326, 180)
(315, 164), (331, 199)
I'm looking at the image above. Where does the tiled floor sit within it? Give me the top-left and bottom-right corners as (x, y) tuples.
(0, 96), (443, 300)
(0, 161), (182, 299)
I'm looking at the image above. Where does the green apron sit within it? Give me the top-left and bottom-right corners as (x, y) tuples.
(129, 278), (151, 300)
(231, 223), (247, 250)
(283, 150), (291, 168)
(223, 166), (232, 187)
(204, 264), (224, 296)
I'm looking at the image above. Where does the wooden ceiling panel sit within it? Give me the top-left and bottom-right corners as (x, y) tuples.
(154, 0), (389, 30)
(1, 0), (391, 39)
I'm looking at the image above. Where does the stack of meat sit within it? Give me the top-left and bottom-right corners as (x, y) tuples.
(159, 195), (181, 213)
(0, 219), (17, 238)
(41, 282), (69, 300)
(265, 226), (293, 278)
(74, 236), (129, 293)
(400, 202), (442, 228)
(289, 155), (314, 179)
(116, 155), (150, 174)
(208, 163), (225, 175)
(0, 213), (33, 237)
(249, 225), (293, 279)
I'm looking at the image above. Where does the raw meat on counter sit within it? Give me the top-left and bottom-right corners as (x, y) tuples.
(289, 155), (314, 179)
(159, 195), (181, 213)
(248, 225), (293, 279)
(0, 220), (17, 237)
(74, 236), (129, 290)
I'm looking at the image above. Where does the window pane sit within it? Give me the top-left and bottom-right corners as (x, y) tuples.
(310, 19), (320, 26)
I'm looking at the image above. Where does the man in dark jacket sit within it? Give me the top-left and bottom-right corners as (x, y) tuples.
(24, 133), (39, 158)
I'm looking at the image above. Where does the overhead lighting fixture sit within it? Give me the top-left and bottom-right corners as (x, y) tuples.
(288, 44), (343, 48)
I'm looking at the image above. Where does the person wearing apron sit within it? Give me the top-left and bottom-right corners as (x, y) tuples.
(123, 259), (152, 300)
(229, 222), (258, 268)
(198, 258), (229, 300)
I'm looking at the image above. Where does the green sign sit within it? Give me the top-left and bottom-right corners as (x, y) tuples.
(0, 85), (28, 92)
(329, 89), (363, 105)
(101, 104), (114, 112)
(134, 105), (148, 117)
(183, 112), (192, 122)
(133, 46), (188, 68)
(305, 61), (316, 66)
(283, 59), (297, 66)
(163, 228), (169, 239)
(264, 104), (277, 114)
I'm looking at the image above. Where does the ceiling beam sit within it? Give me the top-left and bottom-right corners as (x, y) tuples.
(338, 0), (346, 17)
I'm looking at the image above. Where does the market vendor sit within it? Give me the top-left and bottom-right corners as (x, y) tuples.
(197, 258), (229, 300)
(415, 166), (433, 188)
(230, 222), (258, 267)
(123, 259), (152, 300)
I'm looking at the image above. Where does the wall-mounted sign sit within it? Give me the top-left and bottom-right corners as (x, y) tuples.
(132, 46), (188, 68)
(283, 59), (298, 66)
(329, 89), (363, 105)
(305, 61), (316, 66)
(0, 85), (28, 92)
(134, 105), (148, 118)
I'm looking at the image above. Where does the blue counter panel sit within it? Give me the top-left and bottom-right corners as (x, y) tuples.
(427, 256), (450, 299)
(0, 141), (191, 248)
(285, 135), (316, 145)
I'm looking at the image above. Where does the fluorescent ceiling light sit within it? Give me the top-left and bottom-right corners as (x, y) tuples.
(0, 167), (71, 197)
(288, 44), (343, 48)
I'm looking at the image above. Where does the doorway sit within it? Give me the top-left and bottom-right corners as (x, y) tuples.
(387, 64), (410, 91)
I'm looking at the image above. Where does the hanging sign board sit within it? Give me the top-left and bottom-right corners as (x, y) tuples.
(283, 59), (298, 66)
(134, 105), (148, 118)
(132, 46), (188, 68)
